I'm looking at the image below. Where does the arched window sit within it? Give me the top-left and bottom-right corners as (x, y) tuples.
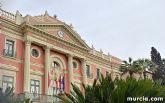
(52, 61), (60, 70)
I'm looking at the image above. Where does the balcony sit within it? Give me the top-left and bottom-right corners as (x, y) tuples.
(3, 49), (16, 58)
(0, 9), (16, 22)
(18, 92), (62, 103)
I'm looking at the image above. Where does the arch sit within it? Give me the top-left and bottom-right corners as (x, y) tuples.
(48, 55), (66, 95)
(51, 55), (66, 70)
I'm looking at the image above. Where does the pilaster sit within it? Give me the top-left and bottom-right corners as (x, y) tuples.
(44, 46), (51, 95)
(23, 40), (31, 92)
(67, 54), (73, 92)
(81, 58), (87, 85)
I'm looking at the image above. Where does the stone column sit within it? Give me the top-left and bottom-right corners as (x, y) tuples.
(68, 54), (73, 92)
(81, 59), (87, 85)
(23, 40), (31, 92)
(44, 46), (50, 95)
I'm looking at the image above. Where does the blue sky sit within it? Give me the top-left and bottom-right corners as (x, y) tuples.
(1, 0), (165, 60)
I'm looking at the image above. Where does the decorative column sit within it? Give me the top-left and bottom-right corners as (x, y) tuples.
(23, 40), (31, 92)
(44, 46), (50, 95)
(81, 59), (87, 85)
(68, 54), (73, 92)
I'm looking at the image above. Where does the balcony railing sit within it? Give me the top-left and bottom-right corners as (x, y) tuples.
(18, 92), (62, 103)
(3, 49), (16, 58)
(0, 9), (16, 22)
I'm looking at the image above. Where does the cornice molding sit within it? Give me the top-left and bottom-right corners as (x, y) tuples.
(0, 54), (23, 63)
(0, 63), (19, 72)
(30, 69), (44, 76)
(1, 18), (23, 33)
(33, 24), (90, 49)
(21, 23), (89, 52)
(31, 62), (44, 68)
(1, 19), (121, 70)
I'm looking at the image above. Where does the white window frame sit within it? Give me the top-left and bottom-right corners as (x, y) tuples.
(0, 66), (16, 93)
(4, 37), (16, 57)
(31, 47), (40, 59)
(86, 65), (90, 78)
(2, 75), (14, 92)
(96, 68), (100, 79)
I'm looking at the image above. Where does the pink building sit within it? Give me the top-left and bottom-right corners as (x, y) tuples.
(0, 9), (122, 102)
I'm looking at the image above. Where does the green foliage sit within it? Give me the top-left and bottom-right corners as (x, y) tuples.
(58, 75), (165, 103)
(120, 57), (157, 79)
(151, 47), (165, 85)
(120, 57), (142, 77)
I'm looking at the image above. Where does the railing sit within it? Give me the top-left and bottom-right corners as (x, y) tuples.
(90, 49), (112, 61)
(0, 9), (16, 21)
(18, 92), (62, 103)
(87, 73), (93, 79)
(3, 49), (16, 58)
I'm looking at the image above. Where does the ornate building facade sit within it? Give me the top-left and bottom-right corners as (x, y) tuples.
(0, 9), (122, 101)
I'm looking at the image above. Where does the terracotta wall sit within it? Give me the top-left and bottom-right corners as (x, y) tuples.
(0, 33), (25, 93)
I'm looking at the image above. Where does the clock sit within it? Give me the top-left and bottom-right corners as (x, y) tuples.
(57, 30), (64, 38)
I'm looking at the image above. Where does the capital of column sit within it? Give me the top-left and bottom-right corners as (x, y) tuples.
(25, 39), (31, 45)
(81, 58), (86, 63)
(67, 53), (74, 58)
(44, 45), (52, 51)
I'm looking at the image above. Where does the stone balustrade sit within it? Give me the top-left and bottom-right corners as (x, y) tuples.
(0, 9), (16, 21)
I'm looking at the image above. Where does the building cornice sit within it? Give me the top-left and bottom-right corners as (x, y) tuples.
(1, 18), (23, 33)
(0, 63), (19, 72)
(21, 22), (89, 52)
(1, 16), (122, 69)
(33, 24), (90, 49)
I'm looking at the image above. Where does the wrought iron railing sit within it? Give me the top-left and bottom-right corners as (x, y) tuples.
(3, 49), (16, 58)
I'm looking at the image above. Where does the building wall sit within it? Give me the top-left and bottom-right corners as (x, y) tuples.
(0, 9), (122, 96)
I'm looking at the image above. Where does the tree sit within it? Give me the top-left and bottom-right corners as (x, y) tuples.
(151, 47), (162, 67)
(119, 57), (143, 78)
(58, 75), (165, 103)
(151, 47), (165, 85)
(134, 59), (157, 79)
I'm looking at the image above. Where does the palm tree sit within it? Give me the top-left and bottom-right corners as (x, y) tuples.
(58, 74), (115, 103)
(111, 78), (165, 103)
(120, 57), (143, 78)
(58, 75), (165, 103)
(135, 59), (157, 79)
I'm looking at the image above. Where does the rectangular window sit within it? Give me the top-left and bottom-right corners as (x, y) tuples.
(5, 39), (15, 57)
(2, 75), (14, 92)
(30, 79), (40, 94)
(96, 68), (100, 79)
(86, 65), (90, 77)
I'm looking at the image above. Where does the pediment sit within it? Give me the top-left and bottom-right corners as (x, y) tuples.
(44, 24), (90, 49)
(25, 14), (90, 50)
